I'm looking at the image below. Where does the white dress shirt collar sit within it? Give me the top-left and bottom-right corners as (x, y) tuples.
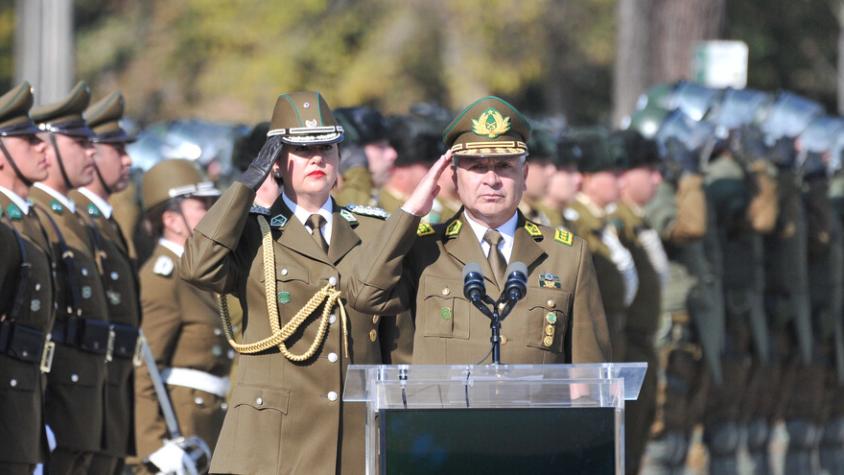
(33, 183), (76, 214)
(0, 186), (30, 215)
(159, 238), (184, 258)
(463, 209), (519, 262)
(77, 187), (113, 219)
(281, 192), (334, 244)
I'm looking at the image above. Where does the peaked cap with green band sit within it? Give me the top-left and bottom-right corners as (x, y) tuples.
(443, 96), (531, 157)
(31, 81), (94, 137)
(0, 82), (39, 136)
(84, 91), (134, 143)
(559, 127), (616, 173)
(267, 91), (344, 145)
(142, 159), (220, 212)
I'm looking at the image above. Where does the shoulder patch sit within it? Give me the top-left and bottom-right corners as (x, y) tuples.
(417, 222), (435, 237)
(346, 204), (389, 219)
(50, 199), (63, 214)
(270, 214), (288, 228)
(445, 220), (462, 238)
(249, 204), (271, 216)
(554, 228), (574, 246)
(86, 203), (100, 218)
(524, 221), (543, 239)
(153, 255), (174, 276)
(339, 208), (358, 225)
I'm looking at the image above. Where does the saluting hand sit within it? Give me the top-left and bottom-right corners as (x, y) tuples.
(402, 151), (452, 216)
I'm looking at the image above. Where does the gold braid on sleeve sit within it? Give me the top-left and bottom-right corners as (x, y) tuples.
(215, 215), (351, 361)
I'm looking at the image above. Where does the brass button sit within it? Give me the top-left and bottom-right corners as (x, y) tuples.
(194, 396), (205, 406)
(328, 352), (338, 363)
(369, 329), (377, 342)
(546, 299), (555, 308)
(328, 276), (337, 286)
(441, 287), (450, 296)
(501, 335), (508, 345)
(543, 336), (554, 347)
(9, 379), (17, 387)
(280, 268), (288, 276)
(545, 312), (557, 324)
(372, 315), (380, 324)
(545, 324), (556, 336)
(71, 374), (79, 383)
(327, 391), (338, 402)
(256, 397), (263, 406)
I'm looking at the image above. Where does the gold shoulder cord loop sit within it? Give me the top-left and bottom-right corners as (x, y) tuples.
(215, 215), (351, 360)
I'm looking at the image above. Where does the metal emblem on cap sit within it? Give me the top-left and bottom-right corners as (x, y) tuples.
(305, 119), (317, 128)
(303, 102), (310, 109)
(472, 108), (511, 139)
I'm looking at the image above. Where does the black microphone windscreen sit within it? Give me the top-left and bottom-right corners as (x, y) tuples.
(504, 261), (528, 278)
(463, 262), (483, 280)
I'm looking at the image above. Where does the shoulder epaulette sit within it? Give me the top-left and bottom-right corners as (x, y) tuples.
(249, 204), (271, 216)
(554, 228), (574, 246)
(153, 255), (174, 277)
(345, 204), (389, 219)
(417, 222), (435, 237)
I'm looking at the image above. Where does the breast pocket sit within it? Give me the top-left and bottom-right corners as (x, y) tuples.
(525, 289), (571, 353)
(263, 263), (311, 312)
(421, 278), (470, 340)
(222, 384), (291, 473)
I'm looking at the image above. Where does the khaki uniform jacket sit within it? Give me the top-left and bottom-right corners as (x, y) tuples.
(0, 193), (54, 465)
(30, 185), (109, 452)
(71, 190), (140, 457)
(180, 182), (406, 475)
(348, 208), (612, 364)
(135, 242), (233, 459)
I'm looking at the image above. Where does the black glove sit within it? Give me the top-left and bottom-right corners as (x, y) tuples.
(768, 136), (797, 169)
(665, 137), (700, 174)
(237, 136), (285, 191)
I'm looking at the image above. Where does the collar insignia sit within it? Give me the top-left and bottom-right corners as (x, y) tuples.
(340, 208), (358, 225)
(6, 203), (22, 221)
(524, 221), (543, 239)
(554, 228), (573, 246)
(445, 220), (462, 238)
(417, 222), (435, 237)
(472, 107), (511, 139)
(270, 214), (288, 228)
(87, 203), (100, 217)
(50, 199), (63, 214)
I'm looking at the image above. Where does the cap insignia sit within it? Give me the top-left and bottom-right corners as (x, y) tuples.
(270, 214), (288, 228)
(445, 220), (462, 238)
(555, 228), (574, 246)
(417, 222), (435, 237)
(524, 221), (543, 239)
(305, 119), (318, 128)
(6, 203), (22, 220)
(472, 107), (511, 139)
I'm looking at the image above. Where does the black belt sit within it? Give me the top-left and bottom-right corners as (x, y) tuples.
(51, 318), (111, 355)
(0, 320), (46, 364)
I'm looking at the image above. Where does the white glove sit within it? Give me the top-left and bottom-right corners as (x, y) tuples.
(148, 439), (202, 475)
(602, 226), (639, 306)
(638, 228), (670, 289)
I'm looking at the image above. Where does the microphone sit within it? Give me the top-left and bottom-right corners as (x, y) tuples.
(503, 261), (528, 303)
(462, 263), (486, 303)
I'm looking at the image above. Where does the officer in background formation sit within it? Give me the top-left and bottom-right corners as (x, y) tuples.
(333, 106), (397, 206)
(0, 82), (55, 475)
(134, 159), (232, 466)
(27, 81), (113, 474)
(519, 120), (563, 227)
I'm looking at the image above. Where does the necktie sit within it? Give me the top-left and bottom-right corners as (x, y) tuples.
(307, 214), (329, 254)
(484, 229), (506, 287)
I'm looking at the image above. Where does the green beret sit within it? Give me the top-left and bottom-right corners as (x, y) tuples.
(443, 96), (531, 157)
(0, 81), (39, 136)
(84, 91), (134, 143)
(559, 128), (615, 173)
(609, 129), (660, 170)
(267, 91), (343, 146)
(31, 81), (93, 137)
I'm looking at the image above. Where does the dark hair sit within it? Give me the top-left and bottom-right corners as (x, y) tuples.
(143, 197), (184, 238)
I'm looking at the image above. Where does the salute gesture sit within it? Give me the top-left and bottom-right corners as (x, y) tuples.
(403, 150), (451, 216)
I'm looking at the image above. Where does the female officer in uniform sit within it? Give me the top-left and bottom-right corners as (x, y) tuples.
(180, 91), (410, 474)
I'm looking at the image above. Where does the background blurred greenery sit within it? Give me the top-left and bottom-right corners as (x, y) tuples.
(0, 0), (837, 125)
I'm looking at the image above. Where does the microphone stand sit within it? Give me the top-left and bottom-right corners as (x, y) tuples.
(469, 294), (518, 365)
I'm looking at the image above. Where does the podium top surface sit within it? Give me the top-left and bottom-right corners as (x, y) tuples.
(344, 362), (647, 405)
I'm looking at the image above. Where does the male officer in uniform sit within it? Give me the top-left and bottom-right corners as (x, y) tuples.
(519, 122), (560, 227)
(134, 159), (232, 464)
(333, 106), (397, 206)
(562, 128), (638, 360)
(29, 81), (112, 474)
(350, 96), (611, 364)
(379, 114), (441, 217)
(69, 90), (140, 473)
(0, 81), (55, 475)
(609, 129), (667, 474)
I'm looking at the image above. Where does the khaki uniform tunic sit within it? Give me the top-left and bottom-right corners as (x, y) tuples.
(180, 182), (405, 475)
(348, 208), (611, 364)
(135, 242), (233, 459)
(29, 185), (110, 453)
(0, 191), (54, 467)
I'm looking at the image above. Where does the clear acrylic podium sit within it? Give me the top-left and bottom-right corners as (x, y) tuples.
(344, 363), (646, 475)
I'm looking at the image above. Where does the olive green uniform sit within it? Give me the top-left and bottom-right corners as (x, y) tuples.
(0, 190), (55, 474)
(180, 182), (407, 475)
(30, 184), (111, 474)
(135, 241), (233, 460)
